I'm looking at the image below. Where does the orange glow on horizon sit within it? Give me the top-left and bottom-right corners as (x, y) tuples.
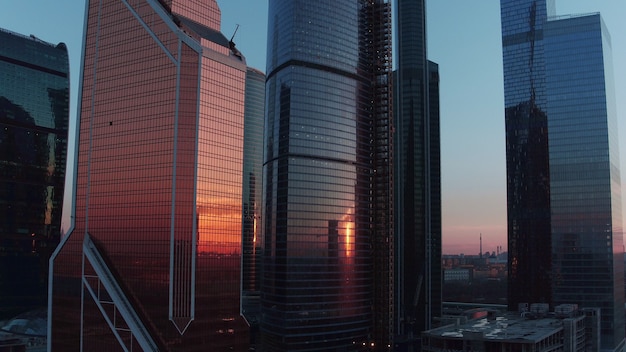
(196, 196), (242, 254)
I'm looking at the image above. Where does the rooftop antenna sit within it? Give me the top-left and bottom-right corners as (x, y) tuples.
(229, 24), (242, 59)
(480, 233), (483, 259)
(230, 24), (240, 43)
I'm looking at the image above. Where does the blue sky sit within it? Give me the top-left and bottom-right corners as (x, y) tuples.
(1, 0), (624, 254)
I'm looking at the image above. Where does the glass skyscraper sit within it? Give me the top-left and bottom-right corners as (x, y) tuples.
(545, 13), (624, 351)
(501, 0), (553, 312)
(394, 0), (442, 344)
(49, 0), (249, 350)
(0, 28), (69, 318)
(502, 2), (624, 351)
(262, 0), (393, 350)
(242, 67), (265, 331)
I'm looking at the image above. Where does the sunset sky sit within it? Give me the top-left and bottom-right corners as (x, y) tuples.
(1, 0), (624, 255)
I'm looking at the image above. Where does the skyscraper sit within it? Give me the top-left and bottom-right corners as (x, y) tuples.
(242, 66), (265, 331)
(49, 1), (249, 350)
(0, 28), (69, 318)
(501, 2), (624, 351)
(394, 0), (442, 344)
(501, 0), (553, 312)
(262, 0), (392, 350)
(544, 13), (624, 351)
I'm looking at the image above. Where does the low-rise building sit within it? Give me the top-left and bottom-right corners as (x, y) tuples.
(422, 305), (598, 352)
(444, 268), (473, 283)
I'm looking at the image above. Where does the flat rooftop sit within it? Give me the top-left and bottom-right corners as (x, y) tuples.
(426, 313), (569, 343)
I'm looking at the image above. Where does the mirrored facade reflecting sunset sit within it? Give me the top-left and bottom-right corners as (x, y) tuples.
(49, 0), (248, 350)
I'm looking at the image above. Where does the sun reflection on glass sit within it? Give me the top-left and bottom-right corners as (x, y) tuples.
(341, 211), (354, 257)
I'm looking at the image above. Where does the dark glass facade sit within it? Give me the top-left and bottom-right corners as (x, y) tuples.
(262, 0), (392, 350)
(501, 0), (553, 311)
(502, 2), (625, 351)
(0, 28), (68, 318)
(242, 67), (265, 328)
(545, 14), (624, 351)
(394, 0), (442, 341)
(49, 0), (249, 351)
(369, 2), (394, 348)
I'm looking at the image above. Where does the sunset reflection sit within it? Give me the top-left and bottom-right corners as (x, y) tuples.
(49, 0), (250, 349)
(340, 211), (354, 257)
(196, 200), (242, 254)
(253, 216), (258, 243)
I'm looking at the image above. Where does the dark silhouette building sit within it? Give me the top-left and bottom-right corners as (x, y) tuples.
(501, 0), (553, 313)
(0, 28), (69, 319)
(501, 1), (624, 350)
(394, 0), (442, 346)
(49, 0), (250, 350)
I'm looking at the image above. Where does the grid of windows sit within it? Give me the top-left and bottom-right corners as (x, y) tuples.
(242, 67), (265, 325)
(263, 68), (370, 351)
(50, 1), (248, 351)
(266, 1), (362, 77)
(545, 14), (624, 350)
(170, 0), (221, 31)
(502, 2), (624, 350)
(500, 0), (553, 311)
(262, 1), (392, 350)
(0, 28), (68, 318)
(394, 0), (442, 339)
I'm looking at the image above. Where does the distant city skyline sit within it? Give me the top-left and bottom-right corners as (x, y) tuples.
(1, 0), (624, 255)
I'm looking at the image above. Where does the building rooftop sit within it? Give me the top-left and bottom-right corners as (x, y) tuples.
(0, 27), (61, 48)
(426, 313), (569, 343)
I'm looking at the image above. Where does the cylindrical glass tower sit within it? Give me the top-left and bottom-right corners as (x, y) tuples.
(262, 0), (392, 350)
